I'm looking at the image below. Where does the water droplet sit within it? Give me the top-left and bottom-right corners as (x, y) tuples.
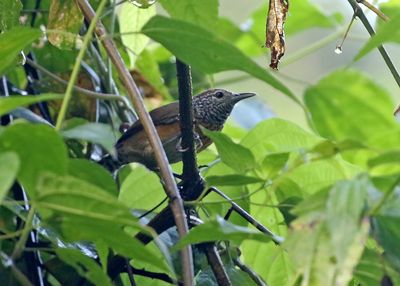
(334, 46), (343, 55)
(128, 0), (157, 8)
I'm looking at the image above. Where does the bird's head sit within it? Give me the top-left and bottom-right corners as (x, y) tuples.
(193, 89), (256, 129)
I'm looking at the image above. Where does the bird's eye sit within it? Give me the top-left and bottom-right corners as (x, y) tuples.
(215, 91), (224, 98)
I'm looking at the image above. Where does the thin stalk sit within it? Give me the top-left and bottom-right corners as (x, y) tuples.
(55, 0), (108, 130)
(11, 206), (36, 259)
(76, 1), (193, 285)
(348, 0), (400, 89)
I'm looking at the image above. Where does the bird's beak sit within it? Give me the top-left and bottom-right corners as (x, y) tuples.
(233, 92), (256, 102)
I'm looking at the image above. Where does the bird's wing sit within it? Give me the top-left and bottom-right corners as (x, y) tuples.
(116, 101), (180, 145)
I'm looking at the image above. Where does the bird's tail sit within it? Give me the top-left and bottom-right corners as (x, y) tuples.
(98, 154), (122, 173)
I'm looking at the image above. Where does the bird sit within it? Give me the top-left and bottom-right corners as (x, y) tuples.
(105, 88), (255, 170)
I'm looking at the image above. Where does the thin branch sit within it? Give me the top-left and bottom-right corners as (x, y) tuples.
(76, 1), (193, 285)
(207, 187), (283, 245)
(348, 0), (400, 89)
(55, 0), (108, 130)
(25, 58), (133, 110)
(233, 258), (267, 286)
(203, 244), (232, 286)
(357, 0), (389, 22)
(11, 206), (36, 260)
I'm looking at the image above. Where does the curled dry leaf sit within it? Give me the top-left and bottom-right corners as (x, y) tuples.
(265, 0), (289, 70)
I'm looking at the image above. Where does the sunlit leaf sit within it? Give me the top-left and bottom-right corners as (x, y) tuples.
(118, 2), (155, 67)
(159, 0), (218, 30)
(304, 70), (397, 141)
(141, 16), (297, 103)
(118, 164), (165, 210)
(173, 216), (271, 251)
(202, 129), (256, 172)
(0, 27), (41, 75)
(241, 118), (321, 161)
(0, 152), (19, 203)
(47, 0), (83, 49)
(0, 94), (63, 116)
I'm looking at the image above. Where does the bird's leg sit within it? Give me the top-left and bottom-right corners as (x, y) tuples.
(175, 137), (189, 152)
(193, 131), (203, 150)
(176, 131), (203, 153)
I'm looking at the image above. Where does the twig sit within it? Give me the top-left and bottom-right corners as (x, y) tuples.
(207, 187), (283, 245)
(55, 0), (108, 130)
(233, 258), (267, 286)
(357, 0), (389, 22)
(203, 244), (232, 286)
(130, 266), (180, 285)
(348, 0), (400, 89)
(11, 206), (36, 259)
(25, 58), (133, 110)
(126, 259), (137, 286)
(76, 1), (193, 285)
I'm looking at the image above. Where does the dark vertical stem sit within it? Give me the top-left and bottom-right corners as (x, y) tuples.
(203, 244), (232, 286)
(176, 60), (199, 184)
(348, 0), (400, 89)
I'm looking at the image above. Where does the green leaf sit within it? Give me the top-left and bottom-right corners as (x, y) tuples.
(47, 0), (83, 50)
(118, 2), (155, 67)
(241, 118), (321, 161)
(286, 177), (370, 286)
(141, 16), (297, 103)
(368, 150), (400, 168)
(173, 216), (271, 251)
(304, 70), (397, 141)
(118, 164), (165, 210)
(0, 27), (41, 75)
(206, 175), (264, 186)
(55, 248), (112, 286)
(354, 249), (386, 286)
(355, 12), (400, 60)
(136, 49), (171, 99)
(0, 0), (22, 31)
(0, 123), (68, 196)
(36, 173), (141, 228)
(325, 177), (369, 285)
(0, 152), (19, 203)
(260, 152), (289, 178)
(287, 158), (360, 194)
(0, 94), (64, 116)
(59, 216), (167, 271)
(61, 123), (116, 156)
(202, 129), (256, 172)
(159, 0), (218, 30)
(36, 173), (167, 270)
(68, 159), (117, 196)
(285, 1), (342, 36)
(371, 188), (400, 271)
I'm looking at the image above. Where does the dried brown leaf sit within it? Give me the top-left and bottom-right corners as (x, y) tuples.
(265, 0), (289, 70)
